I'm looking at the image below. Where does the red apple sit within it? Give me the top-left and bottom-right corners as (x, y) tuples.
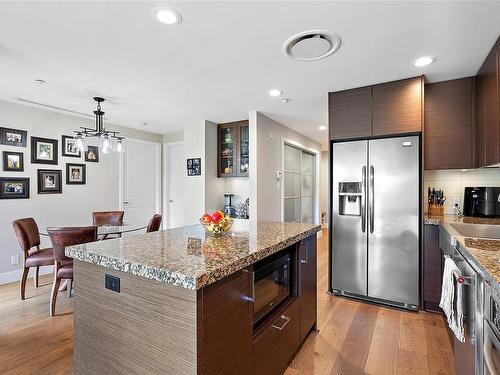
(211, 211), (223, 223)
(201, 214), (212, 223)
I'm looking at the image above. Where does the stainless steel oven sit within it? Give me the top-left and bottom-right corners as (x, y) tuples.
(253, 253), (290, 324)
(483, 282), (500, 375)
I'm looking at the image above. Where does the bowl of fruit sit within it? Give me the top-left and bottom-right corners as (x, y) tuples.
(199, 210), (233, 237)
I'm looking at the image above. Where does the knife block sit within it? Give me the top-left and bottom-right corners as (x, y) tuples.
(428, 205), (444, 216)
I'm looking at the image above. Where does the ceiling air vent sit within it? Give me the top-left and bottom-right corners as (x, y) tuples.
(282, 30), (341, 61)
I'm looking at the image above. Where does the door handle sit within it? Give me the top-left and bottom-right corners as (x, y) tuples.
(369, 165), (374, 233)
(169, 199), (174, 203)
(361, 166), (366, 233)
(123, 201), (130, 204)
(272, 315), (291, 331)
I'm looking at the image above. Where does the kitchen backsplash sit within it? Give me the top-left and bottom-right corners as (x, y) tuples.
(424, 169), (500, 214)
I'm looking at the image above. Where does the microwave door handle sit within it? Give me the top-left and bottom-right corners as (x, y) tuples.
(369, 165), (374, 233)
(361, 166), (366, 233)
(484, 329), (499, 375)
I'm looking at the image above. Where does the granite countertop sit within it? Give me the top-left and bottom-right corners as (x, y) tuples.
(66, 221), (321, 290)
(430, 214), (500, 295)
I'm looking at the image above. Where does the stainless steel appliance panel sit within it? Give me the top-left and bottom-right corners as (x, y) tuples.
(367, 136), (419, 305)
(332, 140), (368, 295)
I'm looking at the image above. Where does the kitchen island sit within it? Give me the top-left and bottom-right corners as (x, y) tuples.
(66, 221), (321, 375)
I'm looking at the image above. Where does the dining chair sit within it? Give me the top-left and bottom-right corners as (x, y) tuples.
(146, 214), (162, 233)
(92, 211), (124, 226)
(12, 218), (54, 300)
(46, 226), (97, 316)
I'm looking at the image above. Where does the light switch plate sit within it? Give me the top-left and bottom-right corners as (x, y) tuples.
(451, 197), (460, 208)
(10, 254), (19, 265)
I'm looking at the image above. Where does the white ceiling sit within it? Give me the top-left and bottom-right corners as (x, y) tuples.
(0, 1), (499, 149)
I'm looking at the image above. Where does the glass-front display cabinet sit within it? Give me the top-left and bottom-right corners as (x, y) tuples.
(218, 120), (249, 177)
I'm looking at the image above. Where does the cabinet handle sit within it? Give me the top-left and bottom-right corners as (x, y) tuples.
(272, 315), (291, 331)
(301, 242), (308, 264)
(242, 269), (255, 302)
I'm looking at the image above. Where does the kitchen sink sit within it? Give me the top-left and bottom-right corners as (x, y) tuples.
(450, 222), (500, 239)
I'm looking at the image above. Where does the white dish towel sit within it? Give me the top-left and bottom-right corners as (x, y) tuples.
(439, 256), (465, 342)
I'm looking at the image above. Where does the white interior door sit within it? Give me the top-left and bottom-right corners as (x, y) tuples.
(121, 139), (161, 225)
(167, 143), (186, 228)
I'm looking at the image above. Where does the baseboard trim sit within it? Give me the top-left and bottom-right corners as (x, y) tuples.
(0, 266), (53, 286)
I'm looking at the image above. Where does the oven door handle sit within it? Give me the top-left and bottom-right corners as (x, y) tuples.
(484, 324), (500, 375)
(272, 315), (291, 331)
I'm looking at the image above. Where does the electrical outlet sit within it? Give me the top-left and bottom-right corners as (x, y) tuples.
(10, 254), (19, 265)
(451, 197), (461, 208)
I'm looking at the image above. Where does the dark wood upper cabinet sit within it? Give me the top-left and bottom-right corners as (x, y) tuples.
(217, 120), (249, 177)
(329, 87), (372, 140)
(373, 76), (423, 136)
(475, 36), (500, 168)
(424, 77), (474, 170)
(329, 77), (423, 141)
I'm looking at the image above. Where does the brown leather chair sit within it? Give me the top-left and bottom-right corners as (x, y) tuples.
(146, 214), (162, 233)
(92, 211), (124, 226)
(47, 226), (97, 316)
(12, 218), (54, 300)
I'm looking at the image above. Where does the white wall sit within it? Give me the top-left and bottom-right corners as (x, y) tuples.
(204, 121), (225, 214)
(0, 100), (161, 283)
(249, 111), (321, 222)
(424, 169), (500, 214)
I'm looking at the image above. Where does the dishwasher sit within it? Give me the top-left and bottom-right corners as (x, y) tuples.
(483, 282), (500, 374)
(439, 226), (482, 375)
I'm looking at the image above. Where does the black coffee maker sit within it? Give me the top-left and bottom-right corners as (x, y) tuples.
(463, 187), (500, 217)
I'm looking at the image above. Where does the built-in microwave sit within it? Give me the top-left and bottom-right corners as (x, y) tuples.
(253, 252), (290, 324)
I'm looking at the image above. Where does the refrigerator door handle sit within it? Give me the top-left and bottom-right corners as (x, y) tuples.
(369, 165), (374, 233)
(361, 166), (366, 233)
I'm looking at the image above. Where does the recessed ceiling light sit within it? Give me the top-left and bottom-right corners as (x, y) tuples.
(268, 89), (283, 97)
(152, 7), (182, 25)
(318, 125), (327, 131)
(281, 98), (290, 103)
(412, 56), (435, 67)
(34, 79), (47, 85)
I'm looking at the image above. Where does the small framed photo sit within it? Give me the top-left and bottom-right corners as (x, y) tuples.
(66, 163), (86, 185)
(187, 158), (201, 176)
(0, 177), (30, 199)
(37, 169), (62, 194)
(3, 151), (24, 172)
(31, 137), (58, 165)
(85, 146), (99, 162)
(0, 127), (27, 147)
(62, 135), (81, 158)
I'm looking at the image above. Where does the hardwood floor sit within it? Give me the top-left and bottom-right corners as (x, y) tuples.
(0, 229), (454, 375)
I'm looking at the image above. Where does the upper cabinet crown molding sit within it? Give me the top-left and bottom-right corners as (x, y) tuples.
(329, 76), (423, 141)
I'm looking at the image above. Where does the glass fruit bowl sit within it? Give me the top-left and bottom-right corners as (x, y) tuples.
(199, 213), (233, 237)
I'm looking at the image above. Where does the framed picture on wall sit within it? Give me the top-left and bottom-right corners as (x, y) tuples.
(187, 158), (201, 176)
(85, 146), (99, 162)
(2, 151), (24, 172)
(62, 135), (81, 158)
(0, 127), (27, 147)
(66, 163), (86, 185)
(31, 137), (58, 165)
(0, 177), (30, 199)
(37, 169), (62, 194)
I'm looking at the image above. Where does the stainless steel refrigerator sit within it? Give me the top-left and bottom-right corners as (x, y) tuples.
(330, 135), (420, 310)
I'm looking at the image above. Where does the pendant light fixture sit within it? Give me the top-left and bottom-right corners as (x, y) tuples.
(74, 97), (124, 154)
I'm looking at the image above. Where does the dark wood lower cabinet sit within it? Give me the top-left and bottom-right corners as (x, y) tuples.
(253, 299), (301, 375)
(423, 225), (443, 313)
(299, 235), (317, 342)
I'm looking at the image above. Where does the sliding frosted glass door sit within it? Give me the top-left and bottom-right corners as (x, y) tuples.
(283, 144), (316, 224)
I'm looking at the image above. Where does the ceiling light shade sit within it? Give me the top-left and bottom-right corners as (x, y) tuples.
(152, 7), (181, 25)
(268, 89), (283, 97)
(318, 125), (327, 131)
(412, 56), (435, 67)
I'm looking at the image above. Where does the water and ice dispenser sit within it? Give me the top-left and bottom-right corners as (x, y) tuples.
(338, 182), (362, 216)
